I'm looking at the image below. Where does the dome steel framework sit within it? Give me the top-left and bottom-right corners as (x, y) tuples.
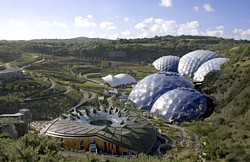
(128, 72), (194, 111)
(150, 88), (207, 122)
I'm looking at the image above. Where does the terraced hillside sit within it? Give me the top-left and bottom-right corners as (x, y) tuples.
(0, 36), (250, 161)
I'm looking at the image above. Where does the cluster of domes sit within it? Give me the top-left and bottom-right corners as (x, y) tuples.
(152, 50), (228, 81)
(178, 50), (221, 79)
(129, 50), (227, 122)
(129, 72), (194, 111)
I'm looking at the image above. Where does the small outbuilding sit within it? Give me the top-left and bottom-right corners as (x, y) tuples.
(0, 109), (31, 138)
(0, 68), (24, 83)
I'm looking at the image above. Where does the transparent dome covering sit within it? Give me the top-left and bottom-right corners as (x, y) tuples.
(128, 72), (194, 110)
(152, 55), (180, 72)
(178, 50), (221, 79)
(150, 87), (207, 122)
(193, 58), (229, 81)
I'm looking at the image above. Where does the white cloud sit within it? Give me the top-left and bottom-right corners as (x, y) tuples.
(8, 19), (26, 27)
(178, 21), (200, 35)
(135, 23), (148, 31)
(161, 20), (177, 34)
(135, 18), (177, 37)
(216, 26), (224, 30)
(0, 23), (72, 40)
(53, 22), (68, 28)
(203, 4), (214, 12)
(36, 21), (68, 28)
(36, 21), (50, 27)
(155, 19), (165, 24)
(100, 34), (119, 40)
(150, 20), (177, 34)
(113, 34), (119, 39)
(233, 28), (250, 40)
(160, 0), (173, 7)
(138, 32), (149, 38)
(124, 17), (129, 22)
(0, 28), (30, 40)
(193, 6), (199, 12)
(143, 17), (154, 24)
(150, 24), (159, 33)
(121, 30), (131, 36)
(100, 21), (117, 30)
(205, 27), (224, 37)
(74, 16), (96, 27)
(87, 14), (93, 19)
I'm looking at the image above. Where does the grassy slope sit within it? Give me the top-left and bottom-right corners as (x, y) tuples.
(198, 45), (250, 161)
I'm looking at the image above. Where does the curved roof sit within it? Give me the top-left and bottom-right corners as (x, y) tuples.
(150, 88), (207, 122)
(128, 72), (194, 111)
(193, 58), (229, 81)
(114, 73), (136, 82)
(178, 50), (221, 79)
(44, 107), (156, 153)
(152, 55), (180, 72)
(102, 73), (136, 87)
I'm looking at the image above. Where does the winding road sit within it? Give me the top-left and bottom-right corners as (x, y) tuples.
(67, 89), (97, 112)
(78, 72), (105, 86)
(21, 57), (45, 70)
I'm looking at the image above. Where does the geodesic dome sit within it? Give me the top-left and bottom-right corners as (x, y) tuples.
(193, 58), (229, 81)
(152, 55), (180, 72)
(150, 87), (207, 122)
(128, 72), (194, 111)
(178, 50), (221, 79)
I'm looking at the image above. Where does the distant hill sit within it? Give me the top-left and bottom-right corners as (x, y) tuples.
(30, 37), (111, 44)
(1, 35), (250, 63)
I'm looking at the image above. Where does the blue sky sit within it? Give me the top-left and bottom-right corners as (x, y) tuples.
(0, 0), (249, 40)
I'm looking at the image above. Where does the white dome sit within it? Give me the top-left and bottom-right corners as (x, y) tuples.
(152, 55), (180, 72)
(178, 50), (221, 79)
(193, 58), (229, 81)
(102, 73), (136, 87)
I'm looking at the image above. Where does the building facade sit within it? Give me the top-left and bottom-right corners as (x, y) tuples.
(0, 68), (24, 83)
(0, 109), (31, 138)
(44, 107), (157, 155)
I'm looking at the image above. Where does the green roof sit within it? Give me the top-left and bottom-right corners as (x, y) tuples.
(44, 107), (157, 153)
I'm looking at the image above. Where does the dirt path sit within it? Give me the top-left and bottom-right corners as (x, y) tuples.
(48, 78), (56, 89)
(79, 72), (105, 86)
(67, 90), (96, 112)
(166, 123), (202, 150)
(64, 85), (73, 94)
(4, 63), (12, 69)
(24, 78), (57, 101)
(21, 58), (45, 69)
